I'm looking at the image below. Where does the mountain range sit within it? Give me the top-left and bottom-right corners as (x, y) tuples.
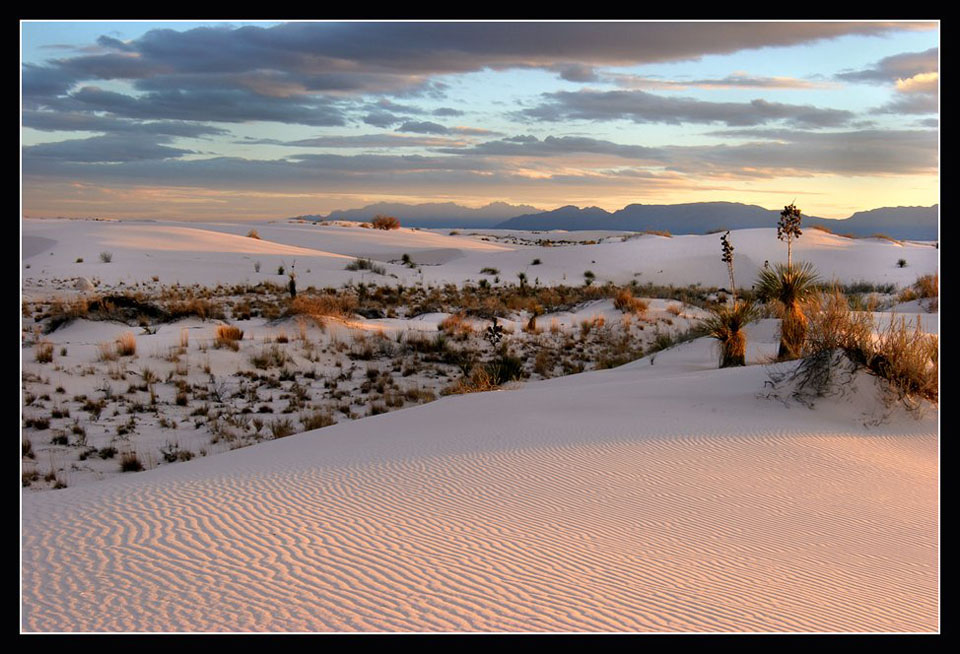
(301, 201), (939, 241)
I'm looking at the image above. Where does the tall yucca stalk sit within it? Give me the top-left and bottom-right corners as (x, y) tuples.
(701, 300), (760, 368)
(756, 261), (820, 359)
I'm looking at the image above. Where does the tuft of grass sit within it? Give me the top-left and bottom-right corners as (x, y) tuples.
(215, 324), (244, 350)
(99, 251), (113, 263)
(119, 451), (144, 472)
(345, 258), (386, 275)
(35, 340), (54, 363)
(116, 332), (137, 357)
(613, 290), (648, 315)
(270, 417), (297, 439)
(247, 229), (261, 239)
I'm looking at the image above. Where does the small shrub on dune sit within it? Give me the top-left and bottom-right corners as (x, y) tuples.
(783, 289), (938, 408)
(613, 289), (648, 315)
(914, 273), (938, 299)
(215, 324), (244, 350)
(35, 340), (54, 363)
(701, 300), (760, 368)
(370, 214), (401, 230)
(247, 229), (261, 239)
(99, 251), (113, 263)
(119, 451), (143, 472)
(116, 332), (137, 357)
(270, 417), (296, 439)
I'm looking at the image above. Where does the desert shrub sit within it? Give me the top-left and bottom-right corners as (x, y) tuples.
(480, 267), (500, 275)
(439, 312), (474, 338)
(270, 417), (296, 438)
(345, 258), (386, 275)
(35, 340), (54, 363)
(914, 274), (938, 299)
(247, 229), (261, 239)
(442, 365), (499, 395)
(700, 300), (760, 368)
(289, 293), (357, 324)
(370, 214), (401, 230)
(301, 411), (336, 431)
(613, 290), (648, 315)
(120, 451), (144, 472)
(215, 324), (244, 350)
(116, 332), (137, 357)
(897, 258), (908, 268)
(99, 251), (113, 263)
(780, 290), (938, 408)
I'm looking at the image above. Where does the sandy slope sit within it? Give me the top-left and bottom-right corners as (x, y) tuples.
(21, 335), (937, 633)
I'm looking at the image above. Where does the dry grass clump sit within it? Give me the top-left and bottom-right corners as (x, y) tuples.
(613, 289), (649, 315)
(300, 411), (336, 431)
(119, 451), (144, 472)
(290, 293), (357, 325)
(643, 229), (672, 238)
(442, 366), (499, 395)
(785, 289), (938, 407)
(914, 273), (938, 299)
(370, 214), (401, 230)
(116, 332), (137, 357)
(247, 229), (261, 239)
(215, 324), (244, 350)
(439, 312), (474, 338)
(35, 340), (54, 363)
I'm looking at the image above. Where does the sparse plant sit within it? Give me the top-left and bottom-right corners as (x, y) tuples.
(119, 451), (144, 472)
(370, 214), (401, 230)
(116, 332), (137, 357)
(897, 258), (908, 268)
(247, 229), (261, 239)
(99, 251), (113, 263)
(35, 340), (54, 363)
(215, 324), (244, 350)
(777, 203), (803, 268)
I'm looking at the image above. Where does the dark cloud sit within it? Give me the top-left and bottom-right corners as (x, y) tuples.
(22, 110), (228, 138)
(432, 107), (464, 117)
(522, 89), (855, 127)
(872, 93), (938, 115)
(362, 111), (401, 128)
(396, 121), (451, 134)
(436, 134), (663, 159)
(22, 134), (194, 163)
(245, 134), (467, 148)
(836, 47), (938, 83)
(64, 85), (347, 126)
(606, 72), (830, 90)
(550, 63), (600, 82)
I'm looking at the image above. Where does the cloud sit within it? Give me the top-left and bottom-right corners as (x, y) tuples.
(244, 134), (469, 148)
(521, 89), (855, 127)
(836, 47), (938, 83)
(396, 120), (451, 134)
(436, 134), (663, 159)
(674, 128), (937, 176)
(22, 134), (195, 163)
(22, 110), (228, 138)
(605, 72), (835, 90)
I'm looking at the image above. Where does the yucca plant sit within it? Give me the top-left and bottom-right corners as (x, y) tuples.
(756, 261), (820, 360)
(701, 300), (760, 368)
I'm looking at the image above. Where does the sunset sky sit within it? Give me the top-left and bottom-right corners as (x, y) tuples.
(21, 21), (939, 220)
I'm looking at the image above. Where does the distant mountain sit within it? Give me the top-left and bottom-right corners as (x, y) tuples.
(496, 202), (939, 241)
(317, 201), (544, 228)
(810, 205), (939, 241)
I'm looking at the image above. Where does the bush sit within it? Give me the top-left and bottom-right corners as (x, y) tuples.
(215, 324), (244, 350)
(345, 258), (386, 275)
(370, 214), (401, 230)
(120, 451), (144, 472)
(99, 251), (113, 263)
(35, 341), (54, 363)
(700, 300), (760, 368)
(779, 289), (938, 408)
(116, 332), (137, 357)
(247, 229), (261, 239)
(613, 289), (648, 315)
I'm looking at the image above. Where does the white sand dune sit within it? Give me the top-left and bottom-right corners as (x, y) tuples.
(21, 219), (937, 292)
(21, 336), (937, 633)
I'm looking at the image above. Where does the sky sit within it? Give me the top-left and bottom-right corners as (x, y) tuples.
(21, 20), (939, 220)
